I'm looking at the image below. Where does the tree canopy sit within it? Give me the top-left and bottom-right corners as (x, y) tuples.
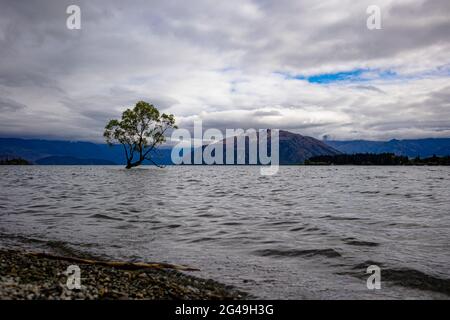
(104, 101), (177, 169)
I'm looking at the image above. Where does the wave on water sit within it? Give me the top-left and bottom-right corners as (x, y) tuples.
(89, 213), (124, 221)
(343, 238), (379, 247)
(0, 231), (103, 260)
(346, 261), (450, 296)
(254, 248), (342, 258)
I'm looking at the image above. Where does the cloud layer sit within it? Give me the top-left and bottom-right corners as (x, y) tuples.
(0, 0), (449, 141)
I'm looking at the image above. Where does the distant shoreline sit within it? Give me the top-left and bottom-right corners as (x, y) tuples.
(2, 164), (450, 167)
(0, 158), (31, 165)
(2, 135), (450, 166)
(304, 153), (450, 166)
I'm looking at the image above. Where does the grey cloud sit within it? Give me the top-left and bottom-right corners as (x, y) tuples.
(353, 85), (385, 94)
(252, 110), (282, 117)
(423, 86), (450, 107)
(179, 115), (334, 134)
(0, 97), (27, 112)
(60, 88), (179, 136)
(365, 120), (450, 131)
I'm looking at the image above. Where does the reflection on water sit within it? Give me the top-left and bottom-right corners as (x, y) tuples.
(0, 166), (449, 299)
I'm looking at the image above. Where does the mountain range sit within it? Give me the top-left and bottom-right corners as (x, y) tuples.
(326, 138), (450, 158)
(0, 138), (172, 165)
(1, 133), (450, 165)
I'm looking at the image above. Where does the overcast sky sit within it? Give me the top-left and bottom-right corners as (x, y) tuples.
(0, 0), (449, 142)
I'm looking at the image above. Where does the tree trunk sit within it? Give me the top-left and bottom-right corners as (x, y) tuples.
(125, 160), (142, 169)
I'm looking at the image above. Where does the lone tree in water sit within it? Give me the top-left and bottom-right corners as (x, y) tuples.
(104, 101), (177, 169)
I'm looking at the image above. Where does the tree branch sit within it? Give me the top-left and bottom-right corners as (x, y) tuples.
(142, 125), (170, 159)
(145, 156), (165, 168)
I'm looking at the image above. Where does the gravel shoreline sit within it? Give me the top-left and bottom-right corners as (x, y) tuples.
(0, 249), (248, 300)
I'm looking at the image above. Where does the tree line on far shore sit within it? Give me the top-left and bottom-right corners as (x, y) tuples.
(305, 153), (450, 165)
(0, 157), (31, 165)
(2, 153), (450, 166)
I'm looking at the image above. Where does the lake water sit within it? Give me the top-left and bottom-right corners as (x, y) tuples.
(0, 166), (449, 299)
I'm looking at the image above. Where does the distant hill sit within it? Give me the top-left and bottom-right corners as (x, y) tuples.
(326, 138), (450, 158)
(0, 138), (173, 165)
(189, 130), (341, 164)
(35, 156), (117, 165)
(278, 130), (341, 164)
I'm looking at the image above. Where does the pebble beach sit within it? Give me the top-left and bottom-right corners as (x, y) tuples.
(0, 249), (247, 300)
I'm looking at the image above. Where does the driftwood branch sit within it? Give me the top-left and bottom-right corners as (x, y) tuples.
(27, 252), (199, 271)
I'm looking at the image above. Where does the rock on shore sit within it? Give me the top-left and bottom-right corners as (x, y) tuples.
(0, 249), (247, 300)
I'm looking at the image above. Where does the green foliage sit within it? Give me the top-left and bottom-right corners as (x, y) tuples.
(104, 101), (177, 168)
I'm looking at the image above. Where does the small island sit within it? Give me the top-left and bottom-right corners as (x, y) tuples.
(0, 157), (31, 165)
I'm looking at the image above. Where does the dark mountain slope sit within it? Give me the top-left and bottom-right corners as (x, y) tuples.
(188, 130), (341, 164)
(278, 130), (341, 164)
